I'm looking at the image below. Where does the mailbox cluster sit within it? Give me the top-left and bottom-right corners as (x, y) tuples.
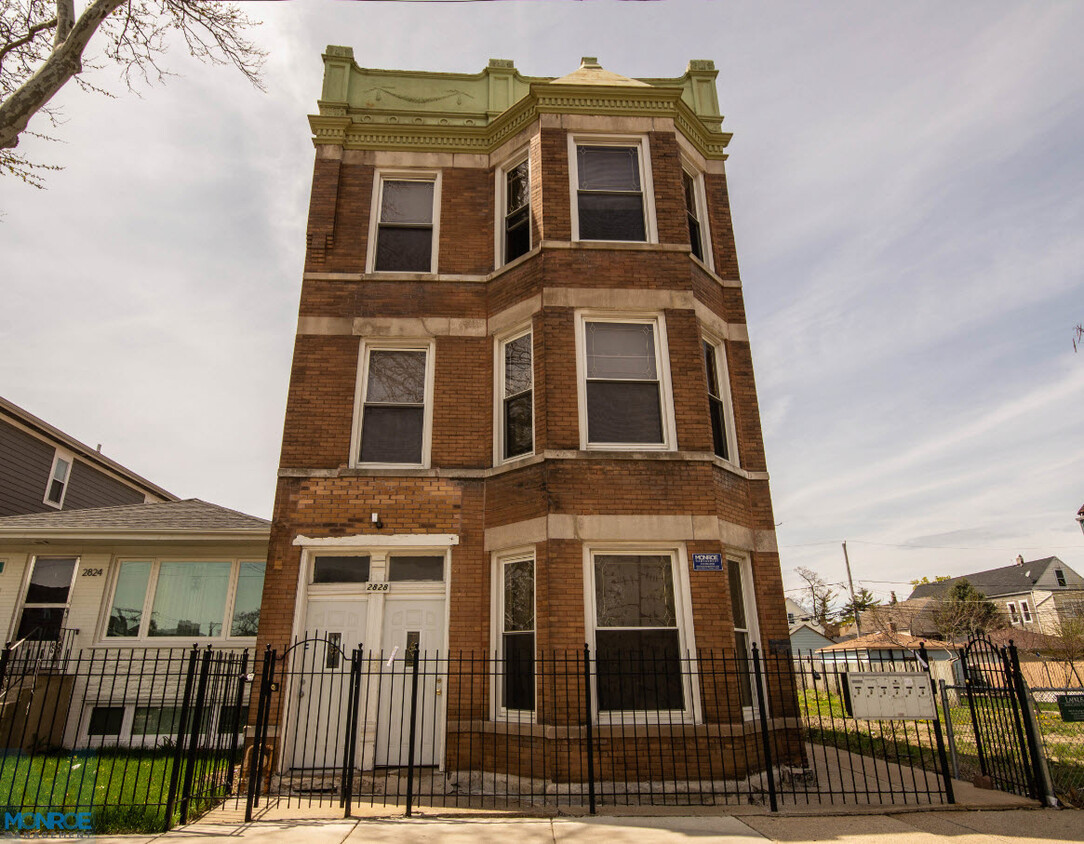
(844, 672), (937, 720)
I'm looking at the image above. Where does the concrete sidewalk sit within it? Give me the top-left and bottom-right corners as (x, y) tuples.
(61, 808), (1082, 843)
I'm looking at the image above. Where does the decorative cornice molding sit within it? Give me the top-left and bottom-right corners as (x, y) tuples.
(310, 81), (730, 160)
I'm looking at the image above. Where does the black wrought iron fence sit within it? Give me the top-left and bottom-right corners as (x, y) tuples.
(0, 639), (958, 831)
(0, 644), (251, 834)
(241, 642), (954, 818)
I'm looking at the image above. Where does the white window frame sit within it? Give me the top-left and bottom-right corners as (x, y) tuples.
(490, 547), (537, 719)
(350, 339), (436, 469)
(728, 553), (761, 720)
(99, 557), (264, 644)
(43, 448), (74, 508)
(10, 554), (79, 642)
(495, 149), (532, 267)
(494, 325), (535, 465)
(366, 169), (442, 274)
(582, 543), (699, 724)
(1007, 602), (1019, 623)
(78, 701), (240, 749)
(574, 311), (677, 452)
(1055, 569), (1067, 587)
(567, 134), (658, 244)
(1020, 600), (1032, 623)
(681, 161), (714, 272)
(701, 331), (739, 467)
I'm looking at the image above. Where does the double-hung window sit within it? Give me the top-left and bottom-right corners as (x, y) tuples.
(570, 137), (654, 242)
(105, 559), (265, 640)
(371, 174), (439, 273)
(497, 552), (535, 712)
(702, 336), (737, 464)
(682, 167), (712, 269)
(44, 451), (73, 508)
(497, 329), (533, 461)
(591, 552), (685, 712)
(728, 557), (758, 712)
(500, 155), (531, 264)
(1020, 600), (1032, 623)
(1007, 602), (1019, 623)
(356, 344), (432, 467)
(578, 315), (673, 450)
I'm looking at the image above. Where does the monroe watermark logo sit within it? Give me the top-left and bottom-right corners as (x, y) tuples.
(3, 810), (93, 835)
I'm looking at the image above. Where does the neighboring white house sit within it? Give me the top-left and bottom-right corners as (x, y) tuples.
(907, 556), (1084, 637)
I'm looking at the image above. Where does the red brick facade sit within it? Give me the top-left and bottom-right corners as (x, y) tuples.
(260, 58), (791, 782)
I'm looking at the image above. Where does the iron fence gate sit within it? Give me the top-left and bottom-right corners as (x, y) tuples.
(956, 636), (1047, 801)
(240, 641), (955, 818)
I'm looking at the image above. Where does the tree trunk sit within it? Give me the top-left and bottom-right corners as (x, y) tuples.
(0, 0), (125, 150)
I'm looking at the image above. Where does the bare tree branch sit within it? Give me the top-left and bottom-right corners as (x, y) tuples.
(0, 0), (265, 185)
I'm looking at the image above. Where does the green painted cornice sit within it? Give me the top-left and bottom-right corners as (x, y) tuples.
(310, 49), (731, 159)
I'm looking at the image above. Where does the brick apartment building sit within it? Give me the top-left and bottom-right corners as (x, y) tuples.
(259, 51), (789, 778)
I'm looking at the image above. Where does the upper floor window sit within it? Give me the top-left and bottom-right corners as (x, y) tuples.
(1020, 600), (1032, 623)
(1007, 602), (1019, 623)
(500, 156), (531, 264)
(682, 167), (713, 270)
(355, 343), (433, 467)
(577, 315), (674, 450)
(569, 137), (655, 243)
(497, 328), (533, 461)
(370, 173), (439, 273)
(1055, 568), (1067, 587)
(106, 559), (264, 640)
(44, 450), (73, 508)
(702, 336), (738, 464)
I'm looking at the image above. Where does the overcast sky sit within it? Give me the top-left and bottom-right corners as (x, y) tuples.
(2, 0), (1082, 606)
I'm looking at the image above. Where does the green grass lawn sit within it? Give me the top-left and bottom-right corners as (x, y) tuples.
(0, 748), (234, 833)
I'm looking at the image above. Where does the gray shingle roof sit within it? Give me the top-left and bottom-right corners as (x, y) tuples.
(908, 557), (1070, 600)
(0, 498), (269, 534)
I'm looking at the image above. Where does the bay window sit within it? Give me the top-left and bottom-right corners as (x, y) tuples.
(370, 173), (439, 273)
(590, 551), (687, 712)
(500, 155), (531, 264)
(577, 315), (673, 449)
(497, 552), (535, 712)
(498, 328), (533, 461)
(569, 136), (655, 242)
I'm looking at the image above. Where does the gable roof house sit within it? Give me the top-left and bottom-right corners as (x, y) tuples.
(907, 556), (1084, 637)
(0, 395), (175, 517)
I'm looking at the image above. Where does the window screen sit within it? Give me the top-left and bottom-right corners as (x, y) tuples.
(374, 179), (434, 272)
(593, 555), (683, 711)
(576, 146), (645, 241)
(585, 321), (663, 444)
(360, 349), (427, 464)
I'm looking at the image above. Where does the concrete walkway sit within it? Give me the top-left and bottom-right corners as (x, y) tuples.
(53, 808), (1083, 843)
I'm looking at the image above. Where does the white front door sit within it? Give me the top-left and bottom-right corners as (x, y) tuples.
(375, 596), (445, 766)
(287, 598), (368, 770)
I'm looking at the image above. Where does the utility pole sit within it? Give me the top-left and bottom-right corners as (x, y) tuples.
(842, 540), (862, 636)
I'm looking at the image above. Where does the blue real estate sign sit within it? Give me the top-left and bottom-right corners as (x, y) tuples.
(692, 553), (723, 571)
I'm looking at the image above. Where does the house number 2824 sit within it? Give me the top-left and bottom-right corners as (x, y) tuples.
(81, 568), (103, 577)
